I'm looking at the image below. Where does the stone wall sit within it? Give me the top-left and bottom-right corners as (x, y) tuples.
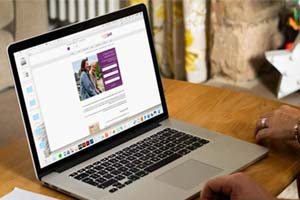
(209, 0), (284, 82)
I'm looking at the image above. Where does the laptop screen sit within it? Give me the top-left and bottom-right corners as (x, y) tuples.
(13, 12), (163, 168)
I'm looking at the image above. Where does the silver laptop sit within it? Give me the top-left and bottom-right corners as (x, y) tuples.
(7, 4), (268, 200)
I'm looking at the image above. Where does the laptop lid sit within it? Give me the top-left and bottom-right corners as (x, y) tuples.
(7, 4), (168, 179)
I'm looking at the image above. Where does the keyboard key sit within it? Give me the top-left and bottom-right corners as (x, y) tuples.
(160, 146), (169, 151)
(115, 175), (125, 181)
(115, 155), (125, 160)
(94, 161), (101, 165)
(109, 188), (118, 193)
(177, 144), (187, 149)
(177, 135), (190, 142)
(133, 152), (143, 157)
(117, 184), (125, 189)
(140, 149), (150, 154)
(173, 132), (185, 138)
(98, 179), (117, 189)
(161, 139), (170, 144)
(153, 149), (162, 154)
(170, 146), (181, 152)
(161, 132), (171, 137)
(96, 177), (106, 184)
(86, 169), (97, 174)
(138, 143), (149, 149)
(124, 180), (133, 185)
(140, 156), (150, 161)
(69, 172), (78, 177)
(113, 182), (123, 187)
(143, 160), (153, 166)
(101, 162), (110, 167)
(151, 156), (160, 161)
(74, 173), (89, 180)
(158, 153), (168, 159)
(129, 143), (138, 148)
(82, 178), (97, 186)
(145, 152), (156, 158)
(164, 150), (173, 155)
(121, 152), (131, 157)
(166, 143), (176, 148)
(173, 140), (182, 144)
(178, 149), (190, 155)
(151, 139), (159, 143)
(201, 139), (209, 144)
(192, 142), (203, 148)
(85, 165), (94, 169)
(105, 166), (115, 172)
(119, 166), (128, 172)
(107, 154), (116, 159)
(135, 170), (148, 177)
(154, 143), (163, 148)
(120, 160), (130, 165)
(146, 146), (156, 151)
(124, 162), (134, 168)
(132, 159), (142, 165)
(187, 145), (197, 151)
(90, 173), (99, 179)
(103, 174), (113, 179)
(109, 158), (118, 163)
(111, 170), (122, 176)
(127, 156), (135, 161)
(123, 171), (133, 177)
(94, 165), (104, 171)
(183, 140), (192, 145)
(128, 175), (139, 181)
(98, 170), (108, 175)
(129, 168), (139, 173)
(169, 129), (178, 133)
(137, 163), (148, 169)
(126, 149), (137, 154)
(145, 153), (182, 173)
(113, 163), (123, 168)
(77, 169), (85, 173)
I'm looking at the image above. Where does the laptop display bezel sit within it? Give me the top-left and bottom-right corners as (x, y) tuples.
(7, 4), (168, 179)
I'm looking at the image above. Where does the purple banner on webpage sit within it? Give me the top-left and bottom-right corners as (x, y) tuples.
(97, 48), (123, 91)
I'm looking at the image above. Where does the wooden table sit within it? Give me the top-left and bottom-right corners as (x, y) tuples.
(1, 79), (300, 199)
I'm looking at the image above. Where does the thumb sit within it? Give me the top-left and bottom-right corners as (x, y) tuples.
(201, 176), (232, 200)
(256, 128), (272, 143)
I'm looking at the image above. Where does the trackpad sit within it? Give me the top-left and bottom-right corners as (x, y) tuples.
(156, 160), (223, 190)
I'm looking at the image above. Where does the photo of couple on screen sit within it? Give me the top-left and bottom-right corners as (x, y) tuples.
(73, 55), (105, 101)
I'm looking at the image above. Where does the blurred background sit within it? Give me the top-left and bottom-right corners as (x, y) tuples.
(1, 0), (300, 104)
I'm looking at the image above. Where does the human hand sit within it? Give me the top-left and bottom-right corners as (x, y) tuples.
(201, 173), (276, 200)
(255, 105), (300, 143)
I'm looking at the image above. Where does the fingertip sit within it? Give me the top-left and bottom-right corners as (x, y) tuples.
(255, 133), (262, 142)
(256, 128), (271, 142)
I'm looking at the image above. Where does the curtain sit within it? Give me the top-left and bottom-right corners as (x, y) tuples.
(47, 0), (208, 83)
(129, 0), (208, 83)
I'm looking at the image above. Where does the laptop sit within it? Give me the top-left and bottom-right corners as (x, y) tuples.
(7, 4), (268, 200)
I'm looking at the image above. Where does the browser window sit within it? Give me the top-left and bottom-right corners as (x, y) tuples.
(13, 12), (163, 168)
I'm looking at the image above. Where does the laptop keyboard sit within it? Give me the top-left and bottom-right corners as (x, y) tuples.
(69, 128), (209, 193)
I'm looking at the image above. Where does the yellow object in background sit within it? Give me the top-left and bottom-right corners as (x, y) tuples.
(289, 17), (299, 30)
(127, 0), (208, 82)
(183, 0), (207, 83)
(129, 0), (149, 8)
